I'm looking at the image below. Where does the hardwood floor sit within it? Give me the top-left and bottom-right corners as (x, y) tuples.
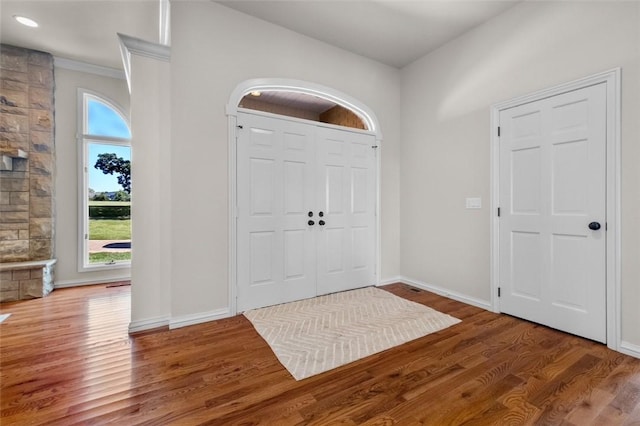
(2, 283), (640, 425)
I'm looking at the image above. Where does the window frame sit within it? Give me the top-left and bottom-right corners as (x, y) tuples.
(77, 89), (132, 272)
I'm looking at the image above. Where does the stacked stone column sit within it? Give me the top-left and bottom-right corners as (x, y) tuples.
(0, 44), (55, 300)
(0, 45), (55, 301)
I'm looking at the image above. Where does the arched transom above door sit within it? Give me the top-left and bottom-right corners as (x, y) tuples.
(226, 78), (383, 140)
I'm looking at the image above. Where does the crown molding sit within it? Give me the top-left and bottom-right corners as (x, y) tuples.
(54, 57), (125, 80)
(118, 33), (171, 62)
(118, 33), (171, 93)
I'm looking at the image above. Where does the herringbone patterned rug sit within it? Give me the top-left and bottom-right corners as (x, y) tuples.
(243, 286), (461, 380)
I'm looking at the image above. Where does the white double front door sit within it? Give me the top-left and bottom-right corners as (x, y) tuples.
(498, 83), (607, 342)
(236, 111), (377, 312)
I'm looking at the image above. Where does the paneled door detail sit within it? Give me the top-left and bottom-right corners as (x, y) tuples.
(237, 112), (377, 311)
(316, 127), (376, 295)
(499, 83), (607, 342)
(237, 113), (317, 311)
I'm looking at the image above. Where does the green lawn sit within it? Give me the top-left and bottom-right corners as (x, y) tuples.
(89, 219), (131, 240)
(90, 252), (131, 263)
(88, 201), (131, 207)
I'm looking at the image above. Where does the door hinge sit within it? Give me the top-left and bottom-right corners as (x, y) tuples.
(497, 207), (501, 217)
(498, 287), (501, 297)
(497, 126), (501, 137)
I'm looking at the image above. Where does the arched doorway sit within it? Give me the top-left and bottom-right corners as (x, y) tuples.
(227, 79), (383, 313)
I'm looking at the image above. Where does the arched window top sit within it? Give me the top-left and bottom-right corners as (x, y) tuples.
(83, 93), (131, 139)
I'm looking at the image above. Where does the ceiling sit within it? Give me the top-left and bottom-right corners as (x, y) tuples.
(1, 0), (521, 72)
(0, 0), (159, 70)
(244, 91), (338, 113)
(217, 0), (521, 68)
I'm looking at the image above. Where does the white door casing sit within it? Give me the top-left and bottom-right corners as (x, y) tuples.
(228, 79), (383, 317)
(236, 111), (377, 311)
(498, 83), (607, 343)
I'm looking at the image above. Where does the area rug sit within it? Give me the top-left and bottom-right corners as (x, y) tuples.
(243, 286), (461, 380)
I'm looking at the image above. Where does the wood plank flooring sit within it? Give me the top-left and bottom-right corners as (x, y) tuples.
(2, 282), (640, 425)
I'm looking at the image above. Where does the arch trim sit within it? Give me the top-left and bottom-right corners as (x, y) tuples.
(226, 78), (383, 141)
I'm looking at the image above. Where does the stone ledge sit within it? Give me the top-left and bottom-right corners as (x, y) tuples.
(0, 258), (55, 271)
(0, 258), (56, 302)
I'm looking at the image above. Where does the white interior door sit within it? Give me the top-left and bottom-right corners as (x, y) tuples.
(237, 112), (377, 311)
(499, 83), (607, 342)
(316, 127), (377, 295)
(237, 113), (317, 312)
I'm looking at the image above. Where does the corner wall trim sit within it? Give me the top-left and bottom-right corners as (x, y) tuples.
(620, 341), (640, 359)
(396, 276), (492, 310)
(376, 276), (404, 286)
(169, 308), (231, 330)
(129, 316), (170, 334)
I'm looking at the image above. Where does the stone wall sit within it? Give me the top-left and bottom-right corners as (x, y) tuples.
(0, 44), (55, 263)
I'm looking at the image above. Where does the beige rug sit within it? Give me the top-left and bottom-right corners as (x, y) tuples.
(243, 286), (461, 380)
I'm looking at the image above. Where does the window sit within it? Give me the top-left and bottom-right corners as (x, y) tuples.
(79, 91), (131, 271)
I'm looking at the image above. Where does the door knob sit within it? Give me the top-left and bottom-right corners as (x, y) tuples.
(319, 220), (325, 226)
(588, 222), (601, 230)
(308, 220), (315, 226)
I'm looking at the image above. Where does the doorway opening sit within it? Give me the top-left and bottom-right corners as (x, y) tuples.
(227, 78), (383, 314)
(490, 69), (621, 351)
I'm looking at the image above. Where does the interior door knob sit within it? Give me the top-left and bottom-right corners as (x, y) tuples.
(588, 221), (601, 230)
(308, 220), (315, 226)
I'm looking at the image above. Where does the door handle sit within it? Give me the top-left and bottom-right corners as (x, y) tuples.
(588, 221), (601, 230)
(308, 220), (315, 226)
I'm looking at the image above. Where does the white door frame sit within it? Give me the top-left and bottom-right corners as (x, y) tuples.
(490, 69), (621, 351)
(227, 78), (383, 315)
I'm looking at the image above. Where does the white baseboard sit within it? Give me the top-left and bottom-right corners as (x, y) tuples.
(377, 276), (404, 286)
(169, 308), (231, 330)
(396, 276), (492, 311)
(619, 341), (640, 359)
(128, 316), (170, 333)
(55, 276), (131, 288)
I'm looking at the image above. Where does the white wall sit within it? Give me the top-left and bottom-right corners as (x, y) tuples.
(400, 1), (640, 345)
(169, 2), (401, 319)
(54, 67), (131, 286)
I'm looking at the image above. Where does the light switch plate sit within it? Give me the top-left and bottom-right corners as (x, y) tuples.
(465, 197), (482, 209)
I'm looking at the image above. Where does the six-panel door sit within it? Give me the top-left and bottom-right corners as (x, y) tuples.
(237, 112), (377, 311)
(499, 83), (607, 342)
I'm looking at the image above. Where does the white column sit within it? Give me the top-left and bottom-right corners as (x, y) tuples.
(119, 34), (171, 332)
